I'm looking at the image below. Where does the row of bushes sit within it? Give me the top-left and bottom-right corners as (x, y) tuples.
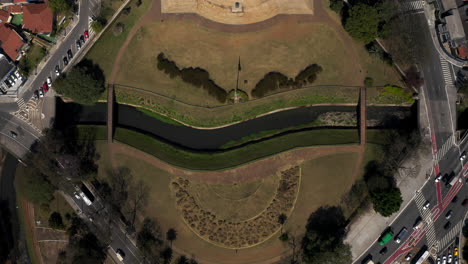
(157, 53), (228, 103)
(251, 64), (322, 98)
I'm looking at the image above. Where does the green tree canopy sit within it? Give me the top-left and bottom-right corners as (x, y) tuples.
(47, 0), (72, 14)
(136, 218), (163, 259)
(48, 212), (65, 230)
(329, 0), (344, 13)
(369, 188), (402, 217)
(344, 3), (379, 43)
(54, 64), (105, 105)
(18, 167), (55, 205)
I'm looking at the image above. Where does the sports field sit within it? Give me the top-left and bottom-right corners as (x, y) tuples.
(96, 140), (363, 263)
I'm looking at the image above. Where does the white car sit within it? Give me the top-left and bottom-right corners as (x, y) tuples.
(405, 253), (412, 260)
(38, 88), (44, 98)
(423, 201), (430, 210)
(448, 254), (452, 263)
(47, 77), (52, 87)
(435, 174), (442, 182)
(74, 192), (81, 200)
(443, 256), (447, 264)
(460, 152), (467, 161)
(437, 257), (441, 264)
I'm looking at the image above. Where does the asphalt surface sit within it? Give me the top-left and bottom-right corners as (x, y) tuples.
(354, 9), (468, 264)
(0, 112), (41, 157)
(68, 187), (141, 264)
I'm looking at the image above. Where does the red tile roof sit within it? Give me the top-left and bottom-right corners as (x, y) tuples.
(7, 5), (22, 14)
(13, 0), (28, 3)
(0, 9), (9, 23)
(23, 3), (52, 33)
(458, 46), (468, 59)
(0, 23), (25, 60)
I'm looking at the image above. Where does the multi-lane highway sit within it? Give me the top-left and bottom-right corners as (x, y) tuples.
(354, 3), (468, 264)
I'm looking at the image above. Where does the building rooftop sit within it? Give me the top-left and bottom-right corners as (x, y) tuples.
(446, 11), (465, 41)
(0, 54), (14, 79)
(0, 9), (9, 23)
(0, 22), (25, 60)
(23, 3), (52, 33)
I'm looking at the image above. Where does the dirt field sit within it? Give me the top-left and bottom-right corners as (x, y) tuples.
(97, 141), (364, 263)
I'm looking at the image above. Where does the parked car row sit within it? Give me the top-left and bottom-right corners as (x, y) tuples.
(2, 71), (23, 94)
(33, 30), (89, 101)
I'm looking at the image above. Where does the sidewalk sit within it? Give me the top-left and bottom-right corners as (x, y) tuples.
(347, 88), (434, 260)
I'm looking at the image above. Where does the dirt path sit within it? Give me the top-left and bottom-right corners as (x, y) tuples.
(109, 0), (364, 84)
(21, 200), (44, 264)
(109, 142), (363, 184)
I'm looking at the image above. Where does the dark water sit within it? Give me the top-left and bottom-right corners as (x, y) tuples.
(56, 100), (414, 150)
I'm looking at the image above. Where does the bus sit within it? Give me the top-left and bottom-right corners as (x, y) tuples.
(414, 250), (429, 264)
(378, 229), (394, 245)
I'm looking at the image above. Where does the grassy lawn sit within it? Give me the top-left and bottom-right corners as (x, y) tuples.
(17, 44), (47, 77)
(115, 85), (359, 127)
(99, 0), (125, 22)
(15, 166), (41, 264)
(95, 142), (361, 263)
(11, 14), (23, 26)
(34, 192), (74, 228)
(86, 0), (152, 79)
(113, 127), (358, 170)
(38, 34), (56, 43)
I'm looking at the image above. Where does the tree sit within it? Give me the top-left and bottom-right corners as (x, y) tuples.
(18, 167), (55, 205)
(126, 179), (149, 227)
(279, 232), (289, 242)
(54, 64), (105, 105)
(166, 228), (177, 247)
(160, 247), (173, 264)
(329, 0), (344, 14)
(364, 77), (374, 88)
(278, 213), (287, 234)
(108, 167), (133, 211)
(369, 188), (402, 217)
(113, 22), (125, 36)
(301, 206), (351, 264)
(136, 218), (163, 259)
(48, 212), (65, 230)
(91, 20), (105, 34)
(344, 3), (379, 44)
(47, 0), (72, 15)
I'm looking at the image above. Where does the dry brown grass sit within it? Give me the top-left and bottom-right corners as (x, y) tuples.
(116, 20), (364, 106)
(170, 167), (300, 249)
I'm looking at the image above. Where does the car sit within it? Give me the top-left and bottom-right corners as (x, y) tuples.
(84, 30), (89, 40)
(446, 210), (453, 219)
(47, 77), (52, 87)
(33, 90), (39, 100)
(14, 71), (21, 79)
(452, 196), (458, 203)
(405, 253), (413, 261)
(379, 247), (387, 255)
(443, 256), (447, 264)
(9, 131), (17, 138)
(423, 201), (430, 210)
(462, 199), (468, 207)
(67, 49), (73, 59)
(437, 257), (441, 264)
(116, 248), (125, 261)
(436, 174), (443, 182)
(444, 221), (452, 230)
(55, 65), (60, 76)
(74, 192), (81, 200)
(413, 217), (424, 230)
(76, 40), (81, 50)
(454, 247), (458, 256)
(42, 82), (48, 93)
(448, 254), (452, 263)
(80, 35), (85, 45)
(38, 88), (44, 98)
(63, 56), (69, 66)
(460, 151), (467, 161)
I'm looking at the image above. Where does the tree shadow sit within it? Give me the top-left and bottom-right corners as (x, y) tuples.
(305, 206), (346, 242)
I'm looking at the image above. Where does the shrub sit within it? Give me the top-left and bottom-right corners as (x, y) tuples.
(156, 53), (227, 103)
(113, 22), (125, 36)
(49, 212), (65, 229)
(91, 20), (105, 33)
(364, 77), (374, 88)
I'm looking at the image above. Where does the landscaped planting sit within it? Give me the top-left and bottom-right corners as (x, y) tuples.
(170, 167), (301, 248)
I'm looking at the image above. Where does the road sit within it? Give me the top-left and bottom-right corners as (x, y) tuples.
(354, 5), (468, 264)
(67, 186), (141, 264)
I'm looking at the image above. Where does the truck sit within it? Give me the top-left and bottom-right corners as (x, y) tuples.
(378, 229), (394, 245)
(413, 217), (425, 230)
(394, 227), (408, 243)
(448, 176), (461, 187)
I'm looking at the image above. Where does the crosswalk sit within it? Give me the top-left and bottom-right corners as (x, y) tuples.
(438, 220), (463, 250)
(414, 191), (438, 247)
(17, 98), (26, 110)
(401, 0), (425, 12)
(88, 17), (96, 37)
(440, 56), (454, 87)
(435, 135), (454, 162)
